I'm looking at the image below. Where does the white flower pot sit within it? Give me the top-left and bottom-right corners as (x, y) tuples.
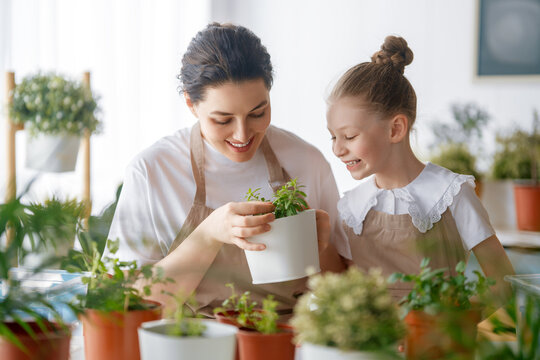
(244, 209), (320, 284)
(480, 180), (516, 229)
(301, 343), (393, 360)
(138, 319), (238, 360)
(26, 134), (80, 172)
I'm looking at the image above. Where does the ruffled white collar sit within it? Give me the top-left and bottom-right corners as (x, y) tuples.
(337, 162), (476, 235)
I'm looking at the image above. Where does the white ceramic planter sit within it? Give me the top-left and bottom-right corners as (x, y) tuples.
(480, 180), (517, 229)
(138, 319), (238, 360)
(244, 209), (320, 284)
(26, 134), (80, 172)
(301, 342), (393, 360)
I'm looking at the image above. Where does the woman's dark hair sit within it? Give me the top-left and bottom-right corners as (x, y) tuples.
(329, 35), (417, 128)
(179, 22), (273, 104)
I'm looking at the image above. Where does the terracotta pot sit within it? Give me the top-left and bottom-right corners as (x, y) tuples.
(514, 184), (540, 232)
(0, 321), (71, 360)
(404, 309), (481, 360)
(215, 310), (263, 360)
(81, 301), (162, 360)
(236, 324), (295, 360)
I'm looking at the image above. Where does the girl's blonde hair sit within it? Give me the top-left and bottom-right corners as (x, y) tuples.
(329, 36), (417, 128)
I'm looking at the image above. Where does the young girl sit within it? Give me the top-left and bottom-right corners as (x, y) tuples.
(326, 35), (514, 304)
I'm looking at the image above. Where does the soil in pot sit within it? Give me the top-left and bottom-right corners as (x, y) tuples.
(0, 321), (71, 360)
(236, 324), (295, 360)
(405, 309), (481, 360)
(81, 301), (161, 360)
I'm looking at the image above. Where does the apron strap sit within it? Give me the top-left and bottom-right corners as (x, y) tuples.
(260, 136), (290, 192)
(168, 125), (290, 255)
(190, 122), (206, 205)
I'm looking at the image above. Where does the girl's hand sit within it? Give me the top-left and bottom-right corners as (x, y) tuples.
(199, 201), (275, 251)
(315, 209), (330, 254)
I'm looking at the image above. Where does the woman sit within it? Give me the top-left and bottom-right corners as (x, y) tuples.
(107, 23), (349, 315)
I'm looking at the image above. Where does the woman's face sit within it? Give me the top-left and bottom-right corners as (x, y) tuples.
(327, 96), (392, 180)
(189, 79), (271, 163)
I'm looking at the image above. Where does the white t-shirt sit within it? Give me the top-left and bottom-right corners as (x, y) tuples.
(337, 162), (495, 251)
(107, 125), (351, 264)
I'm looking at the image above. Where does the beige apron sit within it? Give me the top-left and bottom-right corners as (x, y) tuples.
(344, 209), (467, 301)
(168, 122), (307, 317)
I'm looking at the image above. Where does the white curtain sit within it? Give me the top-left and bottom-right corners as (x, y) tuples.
(0, 0), (210, 212)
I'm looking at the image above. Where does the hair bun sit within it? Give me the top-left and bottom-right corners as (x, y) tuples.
(371, 36), (413, 74)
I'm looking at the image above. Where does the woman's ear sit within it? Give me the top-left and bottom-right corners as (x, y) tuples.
(389, 114), (409, 143)
(184, 93), (198, 117)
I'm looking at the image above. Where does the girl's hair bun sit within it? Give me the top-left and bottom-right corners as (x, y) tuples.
(370, 36), (413, 75)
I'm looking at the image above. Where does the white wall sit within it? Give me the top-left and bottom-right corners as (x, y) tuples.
(212, 0), (540, 194)
(1, 0), (539, 212)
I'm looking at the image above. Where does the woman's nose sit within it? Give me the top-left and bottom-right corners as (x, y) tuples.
(232, 119), (250, 142)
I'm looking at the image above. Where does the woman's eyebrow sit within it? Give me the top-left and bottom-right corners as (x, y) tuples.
(209, 101), (268, 116)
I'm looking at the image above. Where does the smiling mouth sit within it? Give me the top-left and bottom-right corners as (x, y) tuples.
(227, 138), (252, 148)
(345, 160), (360, 166)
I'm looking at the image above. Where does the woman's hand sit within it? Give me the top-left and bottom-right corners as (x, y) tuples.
(199, 201), (275, 251)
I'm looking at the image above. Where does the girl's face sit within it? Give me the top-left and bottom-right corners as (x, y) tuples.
(327, 97), (392, 180)
(189, 79), (271, 163)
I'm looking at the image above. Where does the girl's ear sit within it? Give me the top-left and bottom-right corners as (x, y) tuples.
(184, 93), (198, 117)
(389, 114), (409, 143)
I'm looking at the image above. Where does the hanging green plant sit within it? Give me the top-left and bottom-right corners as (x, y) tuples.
(9, 72), (101, 137)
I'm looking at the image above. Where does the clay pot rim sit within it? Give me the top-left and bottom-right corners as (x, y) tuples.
(2, 320), (72, 341)
(82, 299), (162, 317)
(236, 323), (294, 338)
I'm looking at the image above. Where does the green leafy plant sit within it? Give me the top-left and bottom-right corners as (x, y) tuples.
(79, 239), (174, 313)
(9, 72), (101, 137)
(245, 178), (308, 219)
(163, 293), (206, 337)
(473, 294), (539, 360)
(430, 102), (490, 180)
(430, 142), (482, 180)
(492, 109), (539, 183)
(388, 258), (494, 315)
(291, 267), (405, 354)
(61, 184), (123, 273)
(0, 192), (86, 350)
(213, 283), (279, 334)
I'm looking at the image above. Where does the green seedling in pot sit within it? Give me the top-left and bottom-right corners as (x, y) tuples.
(214, 283), (279, 334)
(245, 178), (308, 219)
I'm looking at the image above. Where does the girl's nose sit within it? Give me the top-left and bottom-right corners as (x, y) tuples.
(333, 139), (346, 157)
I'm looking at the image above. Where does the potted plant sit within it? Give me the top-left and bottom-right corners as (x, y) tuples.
(430, 102), (491, 197)
(0, 194), (85, 360)
(491, 110), (540, 232)
(138, 293), (238, 360)
(244, 178), (320, 284)
(214, 284), (296, 360)
(291, 267), (405, 360)
(389, 258), (494, 360)
(8, 72), (101, 172)
(78, 239), (172, 360)
(477, 292), (539, 359)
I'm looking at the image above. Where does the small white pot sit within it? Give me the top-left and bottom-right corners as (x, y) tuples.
(26, 134), (80, 172)
(480, 180), (516, 229)
(138, 319), (237, 360)
(244, 209), (320, 284)
(301, 342), (393, 360)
